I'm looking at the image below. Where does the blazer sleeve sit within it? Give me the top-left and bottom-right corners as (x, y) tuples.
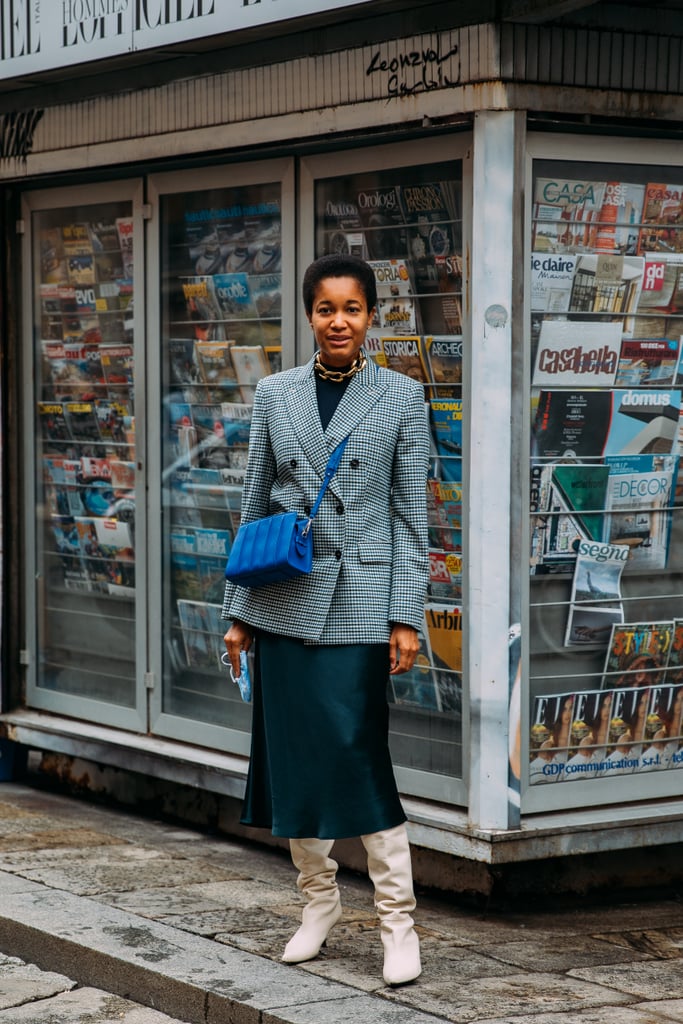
(388, 383), (430, 631)
(221, 379), (277, 619)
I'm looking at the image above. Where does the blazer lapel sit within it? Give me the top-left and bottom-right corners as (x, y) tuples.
(282, 352), (389, 499)
(282, 356), (329, 479)
(325, 352), (389, 448)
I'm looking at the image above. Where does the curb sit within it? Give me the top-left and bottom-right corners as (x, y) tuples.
(0, 871), (442, 1024)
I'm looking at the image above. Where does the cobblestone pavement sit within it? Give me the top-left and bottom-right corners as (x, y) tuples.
(1, 782), (683, 1023)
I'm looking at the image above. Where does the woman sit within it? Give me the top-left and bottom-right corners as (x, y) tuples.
(223, 253), (430, 986)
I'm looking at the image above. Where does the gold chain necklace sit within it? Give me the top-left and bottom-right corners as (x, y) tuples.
(314, 352), (367, 382)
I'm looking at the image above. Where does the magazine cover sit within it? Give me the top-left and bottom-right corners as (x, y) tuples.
(356, 185), (407, 260)
(529, 462), (609, 575)
(74, 515), (114, 591)
(51, 515), (91, 592)
(43, 456), (83, 517)
(213, 272), (257, 321)
(561, 689), (616, 782)
(230, 345), (270, 401)
(593, 181), (645, 255)
(94, 400), (131, 444)
(182, 276), (224, 341)
(194, 340), (237, 388)
(664, 618), (683, 684)
(425, 335), (462, 392)
(176, 599), (218, 670)
(636, 254), (683, 316)
(250, 272), (282, 319)
(368, 258), (417, 335)
(221, 402), (252, 447)
(380, 336), (429, 382)
(563, 539), (628, 647)
(529, 692), (575, 784)
(429, 397), (462, 483)
(532, 178), (606, 253)
(530, 252), (578, 312)
(38, 402), (71, 444)
(531, 320), (622, 388)
(89, 220), (120, 253)
(40, 227), (67, 284)
(388, 621), (441, 712)
(43, 341), (106, 399)
(603, 453), (679, 569)
(602, 620), (674, 689)
(568, 254), (644, 315)
(424, 601), (462, 680)
(532, 389), (681, 459)
(101, 345), (134, 391)
(116, 217), (134, 277)
(64, 402), (102, 444)
(638, 182), (683, 254)
(428, 548), (462, 601)
(62, 222), (93, 257)
(615, 338), (680, 386)
(427, 478), (462, 552)
(646, 682), (683, 768)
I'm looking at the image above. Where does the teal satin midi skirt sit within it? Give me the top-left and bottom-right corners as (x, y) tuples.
(240, 631), (406, 839)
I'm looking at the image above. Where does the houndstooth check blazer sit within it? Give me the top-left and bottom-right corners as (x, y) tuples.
(221, 351), (430, 644)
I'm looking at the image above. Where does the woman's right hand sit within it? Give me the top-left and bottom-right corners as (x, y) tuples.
(224, 620), (253, 677)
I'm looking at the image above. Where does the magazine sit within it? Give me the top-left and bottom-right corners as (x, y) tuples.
(94, 400), (131, 444)
(637, 254), (683, 315)
(429, 397), (462, 483)
(568, 253), (644, 315)
(614, 338), (680, 386)
(389, 622), (441, 713)
(182, 276), (224, 341)
(602, 620), (674, 689)
(530, 252), (578, 312)
(381, 336), (429, 382)
(529, 692), (575, 784)
(43, 341), (106, 399)
(664, 618), (683, 684)
(427, 478), (462, 552)
(532, 389), (681, 459)
(194, 340), (238, 388)
(532, 178), (606, 253)
(177, 599), (220, 670)
(428, 548), (462, 601)
(603, 453), (679, 569)
(593, 181), (645, 255)
(64, 401), (102, 444)
(424, 601), (463, 683)
(221, 402), (253, 447)
(116, 217), (134, 277)
(101, 345), (134, 391)
(43, 456), (83, 517)
(356, 185), (407, 260)
(531, 320), (622, 388)
(230, 345), (269, 401)
(368, 258), (417, 335)
(638, 182), (683, 254)
(564, 539), (628, 647)
(51, 515), (91, 592)
(213, 272), (257, 322)
(529, 462), (609, 575)
(425, 335), (462, 392)
(38, 402), (71, 443)
(62, 222), (93, 257)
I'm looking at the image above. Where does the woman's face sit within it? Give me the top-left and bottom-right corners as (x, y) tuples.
(308, 276), (374, 368)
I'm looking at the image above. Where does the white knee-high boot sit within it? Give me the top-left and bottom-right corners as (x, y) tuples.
(281, 838), (342, 964)
(361, 823), (421, 986)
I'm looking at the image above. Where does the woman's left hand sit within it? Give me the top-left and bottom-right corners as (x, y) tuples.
(389, 623), (420, 675)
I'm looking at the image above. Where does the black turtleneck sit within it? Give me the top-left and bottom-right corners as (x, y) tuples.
(315, 364), (353, 430)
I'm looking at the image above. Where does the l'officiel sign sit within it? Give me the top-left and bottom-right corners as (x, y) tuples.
(0, 0), (374, 80)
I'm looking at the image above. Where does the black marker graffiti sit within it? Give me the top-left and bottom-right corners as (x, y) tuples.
(366, 44), (459, 99)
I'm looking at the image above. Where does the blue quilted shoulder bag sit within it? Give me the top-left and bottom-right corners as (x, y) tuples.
(224, 437), (349, 588)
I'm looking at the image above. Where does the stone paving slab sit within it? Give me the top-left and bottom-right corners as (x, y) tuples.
(0, 985), (192, 1023)
(476, 1007), (680, 1024)
(0, 953), (74, 1009)
(380, 970), (635, 1022)
(0, 874), (447, 1024)
(570, 959), (683, 999)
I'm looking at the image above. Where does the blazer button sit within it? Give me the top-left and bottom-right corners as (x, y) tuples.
(290, 459), (297, 468)
(304, 504), (311, 515)
(350, 458), (360, 469)
(336, 503), (344, 514)
(334, 549), (342, 560)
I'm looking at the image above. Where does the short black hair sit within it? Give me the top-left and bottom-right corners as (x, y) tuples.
(302, 254), (377, 315)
